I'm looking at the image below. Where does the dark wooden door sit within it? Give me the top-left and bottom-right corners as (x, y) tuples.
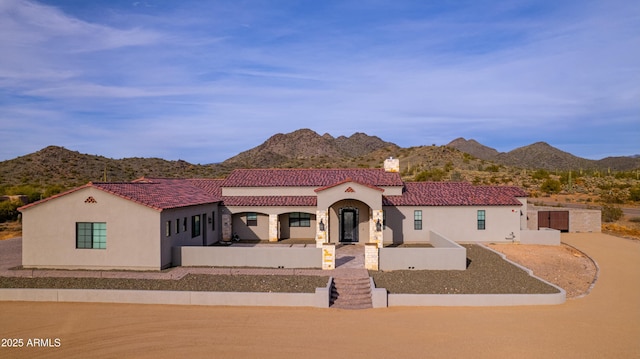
(538, 211), (569, 232)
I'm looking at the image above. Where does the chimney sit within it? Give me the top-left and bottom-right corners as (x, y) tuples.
(384, 157), (399, 173)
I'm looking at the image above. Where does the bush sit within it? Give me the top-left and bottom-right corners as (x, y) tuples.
(532, 169), (550, 180)
(415, 168), (446, 181)
(601, 204), (623, 223)
(629, 186), (640, 202)
(0, 200), (21, 223)
(540, 179), (562, 194)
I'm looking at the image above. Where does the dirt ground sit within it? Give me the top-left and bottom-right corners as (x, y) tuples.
(1, 233), (639, 359)
(487, 243), (597, 298)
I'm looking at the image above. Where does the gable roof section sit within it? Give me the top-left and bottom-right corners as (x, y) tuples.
(223, 168), (403, 187)
(20, 178), (223, 212)
(383, 182), (524, 206)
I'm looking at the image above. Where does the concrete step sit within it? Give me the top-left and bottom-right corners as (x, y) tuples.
(330, 277), (373, 310)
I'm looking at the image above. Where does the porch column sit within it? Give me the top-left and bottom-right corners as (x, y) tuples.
(315, 209), (328, 248)
(269, 214), (278, 242)
(370, 209), (384, 248)
(222, 213), (232, 242)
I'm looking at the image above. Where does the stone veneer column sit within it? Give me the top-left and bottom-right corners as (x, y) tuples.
(315, 209), (328, 248)
(222, 213), (232, 242)
(365, 243), (379, 271)
(322, 243), (335, 270)
(268, 214), (278, 242)
(369, 209), (384, 248)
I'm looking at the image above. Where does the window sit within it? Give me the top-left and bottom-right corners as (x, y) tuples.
(183, 217), (187, 232)
(289, 212), (310, 227)
(76, 222), (106, 249)
(165, 221), (171, 237)
(192, 215), (201, 237)
(477, 210), (486, 230)
(383, 210), (387, 230)
(176, 218), (180, 234)
(246, 212), (257, 226)
(414, 210), (422, 230)
(211, 211), (215, 231)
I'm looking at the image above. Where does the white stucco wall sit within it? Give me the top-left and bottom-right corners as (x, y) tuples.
(21, 187), (161, 270)
(383, 205), (522, 244)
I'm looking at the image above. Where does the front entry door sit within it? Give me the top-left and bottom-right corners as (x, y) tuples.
(340, 208), (358, 243)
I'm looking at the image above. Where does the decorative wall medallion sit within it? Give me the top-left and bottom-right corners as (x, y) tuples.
(345, 187), (355, 193)
(84, 196), (97, 204)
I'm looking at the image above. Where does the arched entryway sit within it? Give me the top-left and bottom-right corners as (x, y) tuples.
(329, 199), (369, 244)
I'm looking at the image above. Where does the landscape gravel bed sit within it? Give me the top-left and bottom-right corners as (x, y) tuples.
(370, 244), (560, 294)
(0, 274), (329, 293)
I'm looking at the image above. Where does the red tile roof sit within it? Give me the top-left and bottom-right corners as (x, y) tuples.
(19, 178), (224, 212)
(383, 182), (524, 206)
(223, 168), (404, 187)
(222, 196), (317, 206)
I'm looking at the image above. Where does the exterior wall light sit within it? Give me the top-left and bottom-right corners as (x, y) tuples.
(376, 219), (382, 232)
(319, 219), (325, 232)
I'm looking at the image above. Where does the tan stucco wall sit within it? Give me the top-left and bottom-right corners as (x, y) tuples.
(317, 182), (382, 210)
(383, 205), (522, 244)
(278, 212), (316, 239)
(21, 187), (161, 270)
(160, 204), (219, 268)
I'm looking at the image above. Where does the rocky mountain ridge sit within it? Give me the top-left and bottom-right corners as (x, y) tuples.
(1, 130), (638, 189)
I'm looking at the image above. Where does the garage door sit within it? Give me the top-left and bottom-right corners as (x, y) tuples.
(538, 211), (569, 232)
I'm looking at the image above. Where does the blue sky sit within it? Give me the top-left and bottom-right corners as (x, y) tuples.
(1, 0), (638, 164)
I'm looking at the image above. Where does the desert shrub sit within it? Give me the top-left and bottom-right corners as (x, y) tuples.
(629, 186), (640, 202)
(601, 204), (623, 223)
(0, 200), (21, 223)
(415, 168), (446, 181)
(540, 179), (561, 194)
(600, 189), (626, 204)
(532, 169), (550, 180)
(629, 217), (640, 223)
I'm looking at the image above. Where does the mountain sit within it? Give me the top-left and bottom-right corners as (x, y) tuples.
(447, 139), (640, 171)
(495, 142), (593, 170)
(447, 138), (499, 161)
(221, 129), (399, 168)
(1, 130), (638, 191)
(0, 146), (220, 188)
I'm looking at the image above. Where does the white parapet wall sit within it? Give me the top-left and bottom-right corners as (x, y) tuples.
(175, 246), (322, 269)
(379, 231), (467, 270)
(0, 277), (333, 308)
(520, 228), (561, 245)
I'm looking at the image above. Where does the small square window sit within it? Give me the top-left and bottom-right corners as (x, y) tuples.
(76, 222), (106, 249)
(246, 212), (257, 226)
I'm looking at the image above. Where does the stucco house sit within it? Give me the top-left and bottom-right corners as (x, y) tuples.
(19, 158), (529, 270)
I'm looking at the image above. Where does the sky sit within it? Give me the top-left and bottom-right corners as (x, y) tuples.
(1, 0), (639, 164)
